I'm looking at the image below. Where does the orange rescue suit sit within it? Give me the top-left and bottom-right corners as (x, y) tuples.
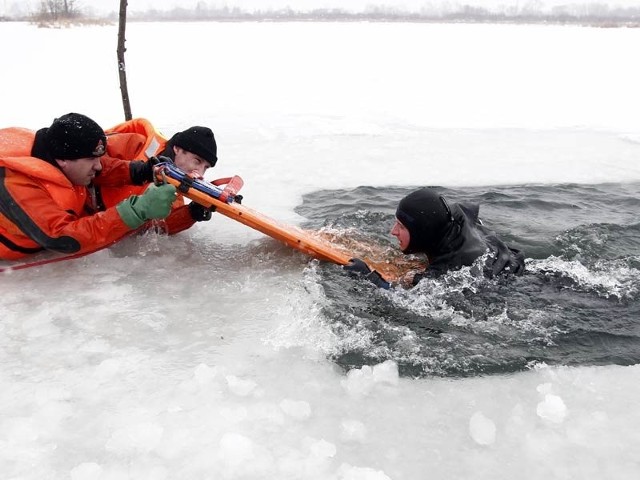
(101, 118), (196, 235)
(0, 127), (134, 260)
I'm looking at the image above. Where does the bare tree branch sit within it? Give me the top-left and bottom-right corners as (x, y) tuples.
(117, 0), (132, 121)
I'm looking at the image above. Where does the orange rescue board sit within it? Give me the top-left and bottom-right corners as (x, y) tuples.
(162, 174), (352, 265)
(156, 165), (425, 283)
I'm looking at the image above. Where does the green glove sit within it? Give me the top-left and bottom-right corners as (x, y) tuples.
(116, 183), (177, 229)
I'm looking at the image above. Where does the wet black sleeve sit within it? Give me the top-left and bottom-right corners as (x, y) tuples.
(459, 202), (481, 224)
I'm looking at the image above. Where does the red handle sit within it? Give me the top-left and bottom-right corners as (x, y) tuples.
(212, 175), (244, 203)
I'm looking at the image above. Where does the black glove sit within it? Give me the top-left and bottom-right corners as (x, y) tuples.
(131, 156), (169, 185)
(188, 202), (216, 222)
(234, 194), (243, 205)
(344, 258), (391, 289)
(487, 237), (526, 278)
(344, 258), (371, 275)
(505, 248), (526, 275)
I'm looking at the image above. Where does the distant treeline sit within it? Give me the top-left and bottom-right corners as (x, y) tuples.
(3, 3), (640, 27)
(126, 5), (640, 27)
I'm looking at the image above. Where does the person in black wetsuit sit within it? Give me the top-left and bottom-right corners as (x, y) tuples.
(345, 187), (525, 288)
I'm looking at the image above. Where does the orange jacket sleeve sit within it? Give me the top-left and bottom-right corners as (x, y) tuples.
(164, 203), (197, 235)
(2, 173), (132, 256)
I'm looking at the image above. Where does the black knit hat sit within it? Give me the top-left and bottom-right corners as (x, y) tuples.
(396, 188), (454, 255)
(170, 126), (217, 167)
(46, 113), (106, 160)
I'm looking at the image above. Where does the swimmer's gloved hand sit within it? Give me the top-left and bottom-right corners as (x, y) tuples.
(343, 258), (391, 289)
(485, 237), (526, 278)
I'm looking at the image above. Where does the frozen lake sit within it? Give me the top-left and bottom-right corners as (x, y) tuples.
(1, 20), (640, 479)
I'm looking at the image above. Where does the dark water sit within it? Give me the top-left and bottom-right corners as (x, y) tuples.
(295, 183), (640, 377)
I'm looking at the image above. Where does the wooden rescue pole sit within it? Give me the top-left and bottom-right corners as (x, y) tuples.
(117, 0), (132, 120)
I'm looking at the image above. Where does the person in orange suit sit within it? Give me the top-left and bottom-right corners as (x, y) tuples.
(0, 113), (176, 261)
(98, 119), (220, 234)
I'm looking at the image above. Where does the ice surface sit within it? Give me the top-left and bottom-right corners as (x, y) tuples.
(340, 419), (368, 442)
(70, 463), (103, 480)
(341, 361), (400, 396)
(469, 411), (497, 445)
(280, 398), (312, 419)
(226, 374), (259, 396)
(537, 394), (569, 424)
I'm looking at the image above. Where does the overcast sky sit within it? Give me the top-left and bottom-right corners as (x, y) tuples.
(75, 0), (640, 15)
(6, 0), (640, 16)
